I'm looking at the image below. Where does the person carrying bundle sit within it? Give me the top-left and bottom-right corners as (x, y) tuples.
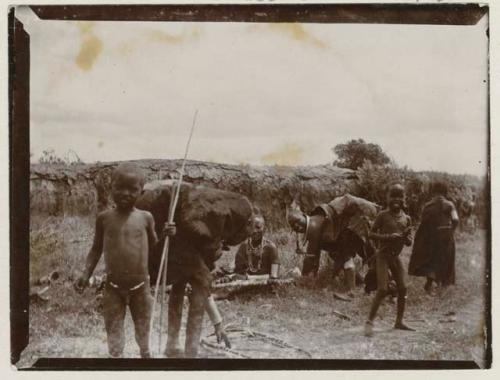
(287, 194), (379, 298)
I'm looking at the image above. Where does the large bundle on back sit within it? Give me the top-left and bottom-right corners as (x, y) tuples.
(136, 180), (254, 283)
(313, 194), (380, 245)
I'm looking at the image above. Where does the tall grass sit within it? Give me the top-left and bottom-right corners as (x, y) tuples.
(30, 216), (98, 284)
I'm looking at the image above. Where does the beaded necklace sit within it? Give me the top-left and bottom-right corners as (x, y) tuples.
(246, 237), (266, 273)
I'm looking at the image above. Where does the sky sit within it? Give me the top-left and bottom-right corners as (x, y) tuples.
(19, 7), (489, 175)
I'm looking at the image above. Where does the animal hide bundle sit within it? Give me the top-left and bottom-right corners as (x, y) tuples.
(312, 194), (380, 244)
(136, 180), (254, 283)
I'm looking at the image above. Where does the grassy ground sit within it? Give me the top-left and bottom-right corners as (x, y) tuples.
(19, 217), (488, 366)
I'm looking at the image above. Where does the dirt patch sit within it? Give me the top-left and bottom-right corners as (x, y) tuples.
(21, 219), (487, 366)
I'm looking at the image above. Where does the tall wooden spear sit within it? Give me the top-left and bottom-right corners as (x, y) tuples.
(150, 109), (198, 356)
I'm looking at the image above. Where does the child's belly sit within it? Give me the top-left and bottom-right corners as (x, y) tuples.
(103, 230), (149, 280)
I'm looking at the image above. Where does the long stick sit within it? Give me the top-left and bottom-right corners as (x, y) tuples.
(150, 110), (198, 356)
(157, 191), (177, 353)
(169, 109), (198, 215)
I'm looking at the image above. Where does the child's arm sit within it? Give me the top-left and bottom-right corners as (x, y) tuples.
(403, 216), (413, 246)
(75, 214), (104, 291)
(369, 214), (402, 242)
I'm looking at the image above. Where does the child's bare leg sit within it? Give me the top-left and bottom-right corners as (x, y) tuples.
(392, 258), (415, 331)
(394, 290), (415, 330)
(103, 285), (127, 357)
(129, 283), (153, 358)
(184, 281), (206, 358)
(368, 288), (387, 321)
(365, 254), (388, 337)
(165, 281), (186, 357)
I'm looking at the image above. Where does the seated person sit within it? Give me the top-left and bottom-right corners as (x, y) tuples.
(234, 214), (280, 278)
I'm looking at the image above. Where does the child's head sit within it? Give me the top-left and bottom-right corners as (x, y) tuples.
(111, 163), (145, 211)
(387, 183), (405, 213)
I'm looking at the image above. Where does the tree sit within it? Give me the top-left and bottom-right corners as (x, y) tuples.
(332, 139), (391, 170)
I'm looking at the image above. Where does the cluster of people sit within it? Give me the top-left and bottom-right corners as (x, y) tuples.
(75, 163), (264, 358)
(287, 182), (459, 337)
(74, 162), (460, 358)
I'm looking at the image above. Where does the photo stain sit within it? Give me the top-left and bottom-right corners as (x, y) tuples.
(148, 27), (200, 45)
(75, 22), (103, 71)
(257, 23), (327, 49)
(261, 143), (304, 166)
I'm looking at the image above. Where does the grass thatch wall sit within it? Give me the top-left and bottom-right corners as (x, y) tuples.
(30, 159), (356, 230)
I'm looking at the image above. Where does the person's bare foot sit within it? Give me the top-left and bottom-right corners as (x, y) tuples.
(364, 321), (374, 337)
(394, 322), (415, 331)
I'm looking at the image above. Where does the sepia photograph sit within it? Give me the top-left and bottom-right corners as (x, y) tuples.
(9, 2), (491, 370)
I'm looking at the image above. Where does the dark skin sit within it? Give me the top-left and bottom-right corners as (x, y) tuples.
(290, 212), (359, 295)
(251, 216), (265, 244)
(367, 192), (414, 333)
(424, 190), (459, 292)
(289, 213), (324, 256)
(232, 215), (280, 280)
(74, 170), (176, 358)
(369, 196), (412, 247)
(75, 171), (162, 289)
(76, 171), (177, 290)
(303, 216), (329, 259)
(288, 213), (307, 234)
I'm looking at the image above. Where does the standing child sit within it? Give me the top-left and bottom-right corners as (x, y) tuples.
(75, 163), (175, 358)
(364, 184), (415, 337)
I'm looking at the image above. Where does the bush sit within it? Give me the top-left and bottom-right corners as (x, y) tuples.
(352, 160), (404, 207)
(354, 162), (487, 229)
